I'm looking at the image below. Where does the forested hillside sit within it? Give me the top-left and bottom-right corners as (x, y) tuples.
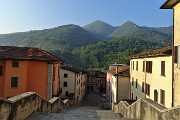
(71, 36), (169, 70)
(0, 24), (99, 50)
(0, 21), (172, 70)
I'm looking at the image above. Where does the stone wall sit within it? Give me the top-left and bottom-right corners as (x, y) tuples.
(0, 92), (73, 120)
(113, 98), (180, 120)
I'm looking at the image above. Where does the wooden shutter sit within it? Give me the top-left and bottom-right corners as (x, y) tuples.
(160, 89), (165, 105)
(174, 46), (177, 63)
(161, 61), (165, 76)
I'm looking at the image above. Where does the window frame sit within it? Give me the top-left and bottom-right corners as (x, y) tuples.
(161, 61), (165, 76)
(136, 61), (138, 71)
(160, 89), (165, 105)
(146, 61), (152, 73)
(64, 73), (68, 78)
(63, 82), (67, 87)
(12, 61), (19, 68)
(135, 79), (138, 88)
(145, 84), (150, 96)
(11, 77), (19, 88)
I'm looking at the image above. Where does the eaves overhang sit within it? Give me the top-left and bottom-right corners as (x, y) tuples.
(160, 0), (180, 9)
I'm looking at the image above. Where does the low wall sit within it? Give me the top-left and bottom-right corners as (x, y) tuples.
(0, 92), (73, 120)
(113, 98), (180, 120)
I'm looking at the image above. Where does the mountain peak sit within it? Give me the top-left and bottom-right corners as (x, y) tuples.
(121, 21), (138, 28)
(83, 20), (114, 37)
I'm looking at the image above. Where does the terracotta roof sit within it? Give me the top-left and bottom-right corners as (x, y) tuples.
(129, 46), (172, 59)
(61, 66), (82, 73)
(160, 0), (180, 9)
(0, 46), (62, 62)
(108, 65), (130, 77)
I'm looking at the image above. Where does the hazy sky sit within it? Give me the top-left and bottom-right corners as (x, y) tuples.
(0, 0), (172, 34)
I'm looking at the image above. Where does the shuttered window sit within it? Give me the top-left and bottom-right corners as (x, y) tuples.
(146, 61), (152, 73)
(174, 46), (180, 63)
(132, 77), (134, 86)
(142, 82), (144, 92)
(136, 61), (138, 71)
(136, 79), (138, 88)
(145, 84), (150, 96)
(161, 61), (165, 76)
(132, 61), (134, 70)
(160, 89), (165, 105)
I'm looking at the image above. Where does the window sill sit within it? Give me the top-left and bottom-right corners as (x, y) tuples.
(160, 75), (166, 77)
(10, 87), (18, 89)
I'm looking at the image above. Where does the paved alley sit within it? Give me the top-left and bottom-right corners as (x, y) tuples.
(26, 93), (131, 120)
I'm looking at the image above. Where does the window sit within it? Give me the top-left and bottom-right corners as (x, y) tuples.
(154, 90), (158, 102)
(132, 61), (134, 70)
(145, 84), (150, 96)
(143, 61), (145, 72)
(160, 89), (165, 105)
(11, 77), (18, 88)
(174, 46), (180, 63)
(65, 91), (69, 96)
(131, 93), (133, 99)
(146, 61), (152, 73)
(136, 61), (138, 71)
(81, 83), (82, 87)
(0, 65), (3, 76)
(136, 79), (138, 88)
(64, 74), (68, 78)
(142, 82), (144, 92)
(12, 61), (19, 68)
(161, 61), (165, 76)
(132, 77), (134, 86)
(63, 82), (67, 87)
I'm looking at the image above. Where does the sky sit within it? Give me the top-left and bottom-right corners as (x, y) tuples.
(0, 0), (173, 34)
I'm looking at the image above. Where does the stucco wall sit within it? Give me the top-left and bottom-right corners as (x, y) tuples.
(27, 61), (48, 99)
(174, 2), (180, 107)
(130, 56), (172, 108)
(0, 92), (73, 120)
(60, 69), (76, 98)
(4, 60), (28, 98)
(114, 98), (180, 120)
(118, 76), (130, 101)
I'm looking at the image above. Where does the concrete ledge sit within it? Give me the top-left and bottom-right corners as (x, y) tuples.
(0, 92), (74, 120)
(115, 98), (180, 120)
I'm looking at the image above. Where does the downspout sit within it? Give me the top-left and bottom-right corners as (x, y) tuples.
(172, 9), (175, 107)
